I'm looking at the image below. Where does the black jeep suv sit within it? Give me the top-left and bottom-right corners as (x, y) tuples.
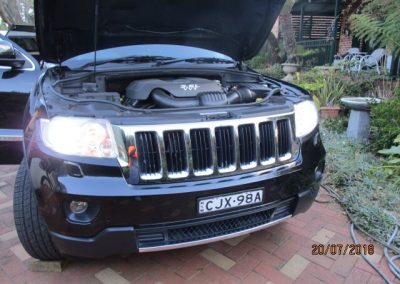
(1, 0), (325, 260)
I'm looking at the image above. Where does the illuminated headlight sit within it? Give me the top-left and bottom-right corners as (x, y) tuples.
(40, 117), (118, 158)
(294, 100), (319, 138)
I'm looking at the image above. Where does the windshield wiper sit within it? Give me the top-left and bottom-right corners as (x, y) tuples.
(78, 55), (175, 69)
(154, 57), (238, 67)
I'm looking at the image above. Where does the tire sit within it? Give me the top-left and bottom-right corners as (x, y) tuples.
(13, 159), (62, 260)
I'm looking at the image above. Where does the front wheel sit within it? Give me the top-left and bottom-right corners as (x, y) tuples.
(13, 159), (62, 260)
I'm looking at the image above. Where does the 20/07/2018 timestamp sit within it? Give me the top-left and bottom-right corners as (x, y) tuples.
(312, 244), (375, 256)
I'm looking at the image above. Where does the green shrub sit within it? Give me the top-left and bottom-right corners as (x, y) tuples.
(378, 134), (400, 184)
(255, 64), (285, 79)
(247, 53), (270, 69)
(370, 91), (400, 152)
(294, 70), (345, 107)
(294, 69), (325, 93)
(322, 114), (349, 133)
(321, 129), (400, 248)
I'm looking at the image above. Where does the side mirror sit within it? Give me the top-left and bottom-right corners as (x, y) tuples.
(0, 41), (25, 69)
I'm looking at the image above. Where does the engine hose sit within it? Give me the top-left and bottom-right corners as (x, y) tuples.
(226, 87), (257, 104)
(151, 86), (277, 108)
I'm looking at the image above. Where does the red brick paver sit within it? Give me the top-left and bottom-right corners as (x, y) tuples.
(0, 165), (398, 284)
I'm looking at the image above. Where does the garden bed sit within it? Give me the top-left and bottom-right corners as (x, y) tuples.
(321, 127), (400, 251)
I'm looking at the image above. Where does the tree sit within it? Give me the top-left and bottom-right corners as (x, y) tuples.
(0, 0), (34, 27)
(351, 0), (400, 56)
(279, 0), (297, 62)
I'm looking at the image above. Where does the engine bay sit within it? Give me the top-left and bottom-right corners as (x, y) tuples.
(51, 71), (289, 111)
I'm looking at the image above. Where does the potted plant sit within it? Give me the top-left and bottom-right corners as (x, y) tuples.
(313, 72), (345, 119)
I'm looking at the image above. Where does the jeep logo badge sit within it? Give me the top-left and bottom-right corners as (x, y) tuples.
(180, 84), (200, 91)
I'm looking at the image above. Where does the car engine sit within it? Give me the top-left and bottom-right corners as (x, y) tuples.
(122, 77), (275, 109)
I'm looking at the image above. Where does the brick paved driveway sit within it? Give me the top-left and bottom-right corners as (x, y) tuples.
(0, 165), (397, 284)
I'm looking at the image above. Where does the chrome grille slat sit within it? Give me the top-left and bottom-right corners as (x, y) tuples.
(215, 127), (235, 171)
(120, 114), (299, 182)
(135, 132), (162, 179)
(164, 130), (188, 178)
(277, 120), (292, 160)
(238, 124), (256, 168)
(190, 129), (212, 174)
(259, 121), (275, 164)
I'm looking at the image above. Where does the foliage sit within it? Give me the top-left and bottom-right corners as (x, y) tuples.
(322, 114), (349, 134)
(313, 72), (346, 107)
(247, 53), (271, 70)
(294, 69), (324, 93)
(322, 129), (400, 249)
(280, 44), (323, 66)
(370, 91), (400, 152)
(255, 64), (285, 80)
(351, 0), (400, 56)
(378, 134), (400, 184)
(295, 70), (397, 107)
(294, 70), (345, 107)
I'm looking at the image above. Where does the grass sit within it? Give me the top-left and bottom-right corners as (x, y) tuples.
(321, 128), (400, 249)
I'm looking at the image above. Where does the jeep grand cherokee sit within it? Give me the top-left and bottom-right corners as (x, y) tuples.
(3, 0), (325, 260)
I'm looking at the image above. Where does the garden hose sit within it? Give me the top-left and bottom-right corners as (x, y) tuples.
(384, 226), (400, 279)
(351, 223), (395, 284)
(320, 184), (400, 283)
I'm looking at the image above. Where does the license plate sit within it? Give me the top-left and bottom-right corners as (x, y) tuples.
(198, 189), (263, 214)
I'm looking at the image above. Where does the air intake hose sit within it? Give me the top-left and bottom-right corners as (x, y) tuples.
(226, 87), (257, 104)
(151, 88), (200, 108)
(151, 87), (261, 108)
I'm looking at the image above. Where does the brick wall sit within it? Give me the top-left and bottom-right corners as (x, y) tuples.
(338, 34), (353, 56)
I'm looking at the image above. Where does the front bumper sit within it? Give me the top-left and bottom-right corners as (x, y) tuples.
(49, 192), (314, 258)
(28, 131), (325, 258)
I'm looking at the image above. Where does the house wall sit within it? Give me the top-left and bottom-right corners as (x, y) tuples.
(338, 33), (353, 55)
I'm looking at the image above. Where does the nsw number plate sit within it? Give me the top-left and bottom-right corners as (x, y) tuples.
(198, 189), (263, 214)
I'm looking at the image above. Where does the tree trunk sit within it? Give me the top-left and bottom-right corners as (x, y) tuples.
(0, 0), (34, 26)
(280, 14), (297, 61)
(266, 33), (282, 64)
(279, 0), (297, 62)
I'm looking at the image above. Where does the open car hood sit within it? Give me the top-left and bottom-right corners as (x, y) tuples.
(35, 0), (285, 63)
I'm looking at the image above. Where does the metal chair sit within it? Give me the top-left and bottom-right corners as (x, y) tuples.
(355, 48), (385, 75)
(333, 48), (361, 71)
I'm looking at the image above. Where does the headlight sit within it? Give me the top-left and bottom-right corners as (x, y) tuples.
(40, 117), (118, 158)
(294, 100), (319, 138)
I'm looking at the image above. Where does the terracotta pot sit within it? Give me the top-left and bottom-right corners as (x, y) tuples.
(320, 106), (341, 119)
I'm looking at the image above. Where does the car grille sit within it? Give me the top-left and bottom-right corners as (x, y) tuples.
(121, 115), (299, 182)
(136, 197), (296, 249)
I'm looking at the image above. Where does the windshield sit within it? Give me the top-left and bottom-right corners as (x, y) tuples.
(63, 44), (233, 69)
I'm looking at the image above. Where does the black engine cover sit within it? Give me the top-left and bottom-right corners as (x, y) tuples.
(126, 78), (223, 100)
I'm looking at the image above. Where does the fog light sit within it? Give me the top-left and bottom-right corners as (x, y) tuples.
(70, 201), (88, 214)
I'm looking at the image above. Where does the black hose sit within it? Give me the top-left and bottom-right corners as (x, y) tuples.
(151, 88), (199, 108)
(226, 87), (257, 104)
(151, 87), (260, 108)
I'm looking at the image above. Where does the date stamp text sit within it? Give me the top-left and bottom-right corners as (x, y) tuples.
(312, 244), (375, 256)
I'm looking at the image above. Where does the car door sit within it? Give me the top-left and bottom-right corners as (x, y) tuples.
(0, 34), (40, 164)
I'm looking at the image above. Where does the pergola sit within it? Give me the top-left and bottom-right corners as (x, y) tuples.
(290, 0), (343, 64)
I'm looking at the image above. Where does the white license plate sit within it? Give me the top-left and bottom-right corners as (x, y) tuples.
(198, 189), (263, 214)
